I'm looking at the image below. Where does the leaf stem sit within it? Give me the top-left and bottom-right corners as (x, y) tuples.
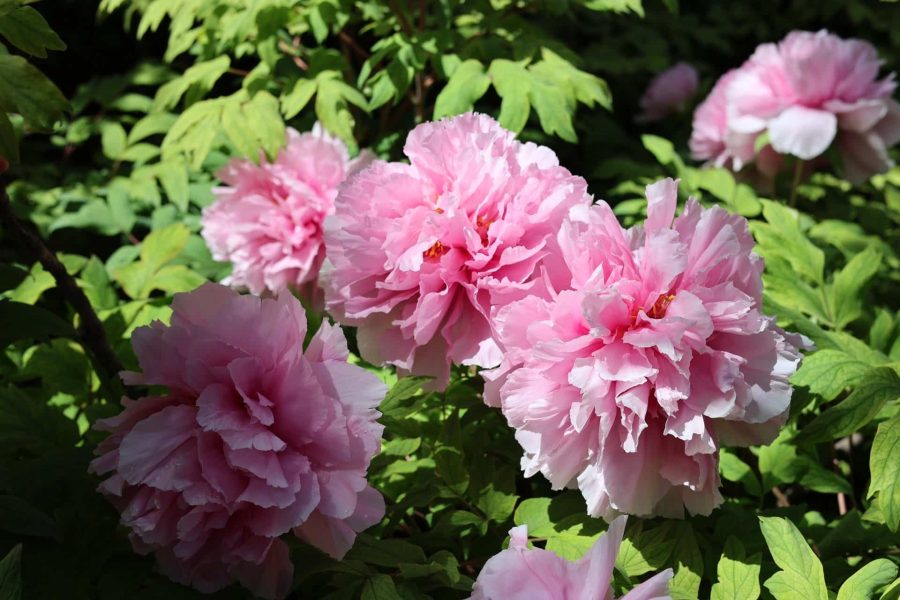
(0, 184), (125, 396)
(789, 159), (804, 207)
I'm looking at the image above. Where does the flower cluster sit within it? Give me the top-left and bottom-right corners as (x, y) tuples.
(202, 125), (374, 296)
(323, 113), (592, 389)
(91, 284), (386, 599)
(485, 178), (807, 518)
(690, 29), (900, 182)
(470, 516), (672, 600)
(637, 62), (699, 123)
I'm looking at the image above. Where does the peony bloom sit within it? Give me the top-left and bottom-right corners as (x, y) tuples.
(202, 125), (374, 296)
(323, 113), (592, 389)
(637, 62), (699, 123)
(470, 516), (672, 600)
(485, 179), (807, 519)
(691, 30), (900, 183)
(90, 283), (386, 599)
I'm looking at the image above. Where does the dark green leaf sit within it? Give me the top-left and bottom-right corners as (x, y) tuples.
(0, 5), (66, 58)
(869, 413), (900, 531)
(0, 544), (22, 600)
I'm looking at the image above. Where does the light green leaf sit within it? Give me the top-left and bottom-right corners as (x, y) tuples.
(615, 520), (676, 578)
(791, 349), (871, 401)
(795, 367), (900, 444)
(128, 113), (178, 145)
(710, 537), (761, 600)
(758, 516), (828, 600)
(719, 450), (762, 497)
(140, 223), (191, 272)
(282, 78), (317, 119)
(838, 559), (898, 600)
(0, 5), (66, 58)
(155, 161), (190, 211)
(100, 122), (127, 160)
(670, 523), (703, 599)
(489, 59), (531, 133)
(434, 59), (491, 119)
(752, 201), (825, 286)
(869, 413), (900, 531)
(153, 56), (230, 111)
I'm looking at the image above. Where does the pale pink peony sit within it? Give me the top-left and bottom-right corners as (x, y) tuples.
(322, 113), (592, 389)
(202, 125), (374, 295)
(691, 30), (900, 183)
(637, 62), (699, 123)
(484, 179), (807, 519)
(470, 516), (672, 600)
(90, 283), (386, 599)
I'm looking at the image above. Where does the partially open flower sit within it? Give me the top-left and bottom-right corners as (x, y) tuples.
(323, 113), (592, 389)
(485, 179), (807, 519)
(637, 62), (699, 123)
(91, 283), (386, 599)
(470, 516), (672, 599)
(202, 125), (374, 296)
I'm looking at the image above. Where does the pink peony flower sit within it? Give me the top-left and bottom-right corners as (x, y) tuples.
(469, 516), (672, 600)
(637, 62), (699, 123)
(691, 30), (900, 183)
(90, 283), (386, 599)
(322, 113), (592, 389)
(484, 179), (807, 519)
(202, 125), (374, 296)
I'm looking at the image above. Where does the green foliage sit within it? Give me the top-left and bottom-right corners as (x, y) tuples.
(3, 0), (900, 598)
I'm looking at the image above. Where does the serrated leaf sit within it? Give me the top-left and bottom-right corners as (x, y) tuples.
(791, 349), (870, 401)
(795, 367), (900, 444)
(434, 59), (490, 119)
(869, 413), (900, 531)
(710, 537), (761, 600)
(759, 516), (828, 600)
(489, 59), (531, 133)
(670, 523), (703, 599)
(838, 559), (898, 600)
(0, 5), (66, 58)
(0, 54), (68, 129)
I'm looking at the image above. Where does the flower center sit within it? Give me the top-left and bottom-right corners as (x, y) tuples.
(646, 293), (675, 319)
(424, 240), (448, 260)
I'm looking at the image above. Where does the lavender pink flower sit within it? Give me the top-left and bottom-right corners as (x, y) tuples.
(322, 113), (592, 389)
(470, 516), (672, 600)
(202, 125), (374, 296)
(90, 283), (386, 599)
(637, 62), (699, 123)
(691, 30), (900, 183)
(484, 179), (807, 519)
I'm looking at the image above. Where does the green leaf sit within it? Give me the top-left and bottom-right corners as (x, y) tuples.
(829, 245), (882, 329)
(0, 545), (21, 600)
(128, 113), (178, 145)
(0, 385), (79, 453)
(0, 300), (75, 347)
(100, 122), (127, 160)
(161, 96), (226, 170)
(791, 349), (871, 401)
(489, 59), (531, 133)
(141, 223), (191, 271)
(838, 559), (898, 600)
(795, 367), (900, 444)
(434, 59), (491, 119)
(869, 413), (900, 531)
(282, 78), (317, 119)
(360, 574), (401, 600)
(0, 5), (66, 58)
(349, 536), (426, 568)
(758, 516), (828, 600)
(719, 450), (762, 497)
(0, 112), (18, 163)
(0, 54), (69, 129)
(380, 376), (430, 415)
(155, 161), (190, 212)
(434, 446), (469, 495)
(670, 522), (703, 599)
(616, 520), (676, 577)
(315, 73), (365, 149)
(642, 134), (682, 170)
(0, 495), (59, 539)
(752, 201), (825, 286)
(153, 56), (230, 111)
(710, 537), (761, 600)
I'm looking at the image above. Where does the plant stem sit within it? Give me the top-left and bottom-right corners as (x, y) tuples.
(788, 159), (804, 207)
(0, 185), (125, 395)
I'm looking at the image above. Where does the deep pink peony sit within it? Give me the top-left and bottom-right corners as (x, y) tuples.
(484, 179), (807, 518)
(202, 125), (374, 295)
(469, 516), (672, 600)
(637, 62), (699, 123)
(322, 113), (592, 389)
(90, 283), (386, 599)
(691, 30), (900, 183)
